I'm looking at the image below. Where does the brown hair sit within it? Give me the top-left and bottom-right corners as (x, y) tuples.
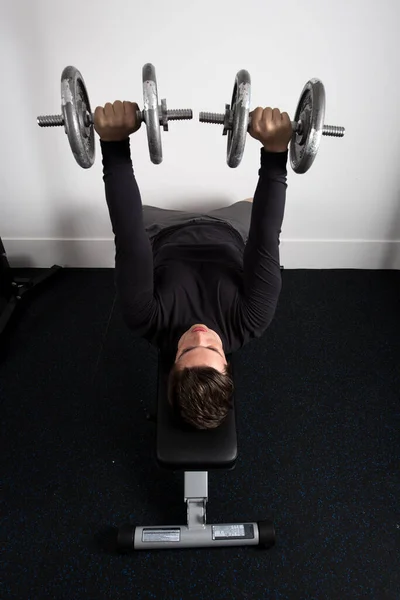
(167, 362), (234, 430)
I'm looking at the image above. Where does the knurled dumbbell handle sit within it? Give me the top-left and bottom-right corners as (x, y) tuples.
(199, 112), (345, 138)
(37, 108), (193, 128)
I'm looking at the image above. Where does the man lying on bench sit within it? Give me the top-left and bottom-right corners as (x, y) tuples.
(95, 100), (291, 431)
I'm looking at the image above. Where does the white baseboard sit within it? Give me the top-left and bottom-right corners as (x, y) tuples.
(3, 238), (400, 269)
(280, 240), (400, 269)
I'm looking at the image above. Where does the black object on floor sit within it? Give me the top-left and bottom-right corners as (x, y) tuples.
(0, 236), (63, 339)
(1, 268), (399, 600)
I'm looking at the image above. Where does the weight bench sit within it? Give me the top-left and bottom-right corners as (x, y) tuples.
(117, 353), (276, 551)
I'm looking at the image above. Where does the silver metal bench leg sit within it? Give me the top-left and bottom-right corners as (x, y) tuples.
(118, 471), (275, 551)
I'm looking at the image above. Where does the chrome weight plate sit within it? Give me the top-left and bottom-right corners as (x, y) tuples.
(290, 79), (326, 174)
(61, 66), (95, 169)
(226, 69), (251, 168)
(142, 63), (162, 165)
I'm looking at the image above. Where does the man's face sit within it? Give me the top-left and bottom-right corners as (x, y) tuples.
(175, 325), (227, 372)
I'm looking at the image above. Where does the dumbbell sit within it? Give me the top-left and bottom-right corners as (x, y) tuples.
(37, 64), (193, 168)
(199, 70), (345, 172)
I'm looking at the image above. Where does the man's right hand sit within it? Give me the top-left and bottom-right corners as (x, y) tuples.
(94, 101), (141, 142)
(249, 107), (293, 153)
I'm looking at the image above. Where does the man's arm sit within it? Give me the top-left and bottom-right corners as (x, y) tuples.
(240, 147), (287, 331)
(101, 138), (156, 330)
(239, 106), (292, 332)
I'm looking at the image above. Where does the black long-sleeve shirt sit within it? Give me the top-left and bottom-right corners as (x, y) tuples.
(101, 139), (288, 358)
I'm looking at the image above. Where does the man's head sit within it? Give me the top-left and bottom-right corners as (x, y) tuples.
(167, 324), (234, 430)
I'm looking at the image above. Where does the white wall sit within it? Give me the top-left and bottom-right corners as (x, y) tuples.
(1, 0), (400, 268)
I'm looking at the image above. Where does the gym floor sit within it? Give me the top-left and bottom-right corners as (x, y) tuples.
(1, 268), (399, 599)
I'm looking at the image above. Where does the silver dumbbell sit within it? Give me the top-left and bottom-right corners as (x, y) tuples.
(37, 64), (193, 168)
(199, 70), (345, 172)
